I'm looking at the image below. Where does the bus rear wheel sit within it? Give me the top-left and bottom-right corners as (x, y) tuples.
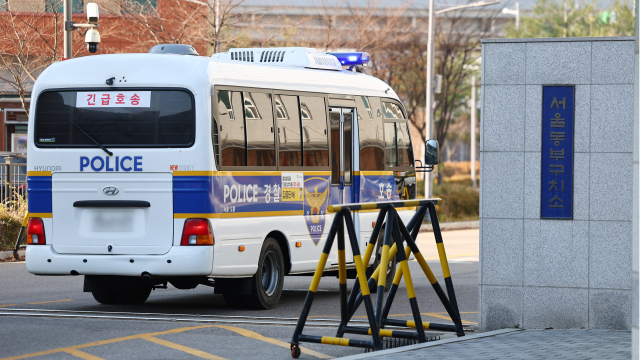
(245, 238), (284, 310)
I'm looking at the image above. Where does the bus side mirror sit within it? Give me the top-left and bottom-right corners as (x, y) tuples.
(425, 139), (438, 166)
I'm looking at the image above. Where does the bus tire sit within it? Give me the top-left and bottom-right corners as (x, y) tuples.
(245, 238), (284, 310)
(113, 287), (152, 305)
(367, 228), (397, 293)
(91, 289), (117, 305)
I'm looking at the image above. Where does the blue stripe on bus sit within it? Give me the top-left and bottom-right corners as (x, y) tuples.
(28, 175), (52, 213)
(173, 176), (216, 214)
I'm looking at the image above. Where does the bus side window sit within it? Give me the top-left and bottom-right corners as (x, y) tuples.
(384, 122), (414, 168)
(357, 96), (384, 171)
(299, 96), (329, 167)
(218, 90), (246, 167)
(275, 95), (302, 167)
(384, 122), (397, 168)
(244, 91), (276, 167)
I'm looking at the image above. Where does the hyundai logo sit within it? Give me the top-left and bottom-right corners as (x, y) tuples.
(103, 186), (119, 195)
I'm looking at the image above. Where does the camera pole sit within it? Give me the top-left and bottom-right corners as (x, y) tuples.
(63, 0), (72, 59)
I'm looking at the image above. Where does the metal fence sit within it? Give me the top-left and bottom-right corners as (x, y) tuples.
(0, 154), (27, 202)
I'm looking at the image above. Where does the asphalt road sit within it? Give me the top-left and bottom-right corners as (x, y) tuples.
(0, 230), (479, 360)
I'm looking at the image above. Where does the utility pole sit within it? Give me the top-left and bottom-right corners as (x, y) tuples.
(471, 76), (477, 188)
(63, 0), (72, 59)
(424, 0), (435, 199)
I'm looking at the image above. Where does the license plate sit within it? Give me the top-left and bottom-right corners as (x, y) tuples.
(92, 211), (134, 232)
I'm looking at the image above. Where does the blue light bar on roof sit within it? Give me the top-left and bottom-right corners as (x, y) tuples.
(328, 52), (370, 66)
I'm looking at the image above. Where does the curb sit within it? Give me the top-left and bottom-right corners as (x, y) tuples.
(0, 250), (24, 260)
(420, 220), (479, 232)
(337, 328), (522, 359)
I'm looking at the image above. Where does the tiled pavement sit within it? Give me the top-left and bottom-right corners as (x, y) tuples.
(339, 328), (631, 359)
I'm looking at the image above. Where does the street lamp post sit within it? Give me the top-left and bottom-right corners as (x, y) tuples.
(423, 0), (499, 199)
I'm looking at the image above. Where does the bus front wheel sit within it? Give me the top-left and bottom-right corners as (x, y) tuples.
(245, 238), (284, 310)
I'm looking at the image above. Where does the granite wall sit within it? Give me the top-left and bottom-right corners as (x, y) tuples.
(480, 37), (635, 331)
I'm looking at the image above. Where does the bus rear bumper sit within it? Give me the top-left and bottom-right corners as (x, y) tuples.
(26, 245), (214, 276)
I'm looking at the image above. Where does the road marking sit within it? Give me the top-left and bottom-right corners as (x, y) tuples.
(140, 335), (227, 360)
(214, 325), (332, 359)
(0, 304), (18, 308)
(61, 349), (105, 360)
(27, 299), (74, 305)
(0, 325), (217, 360)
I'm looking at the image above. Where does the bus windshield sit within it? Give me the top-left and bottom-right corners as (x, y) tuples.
(35, 89), (195, 148)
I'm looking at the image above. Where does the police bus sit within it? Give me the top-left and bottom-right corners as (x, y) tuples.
(25, 45), (421, 309)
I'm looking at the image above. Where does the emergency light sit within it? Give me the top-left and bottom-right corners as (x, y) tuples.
(328, 52), (370, 67)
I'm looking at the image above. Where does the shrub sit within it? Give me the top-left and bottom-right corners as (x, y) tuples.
(417, 179), (479, 223)
(0, 193), (28, 252)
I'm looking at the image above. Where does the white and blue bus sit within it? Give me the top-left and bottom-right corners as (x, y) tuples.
(25, 45), (419, 309)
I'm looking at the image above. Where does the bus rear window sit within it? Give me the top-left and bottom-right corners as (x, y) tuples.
(35, 90), (195, 147)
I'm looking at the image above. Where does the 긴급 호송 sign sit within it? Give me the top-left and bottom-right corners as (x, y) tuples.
(540, 86), (574, 219)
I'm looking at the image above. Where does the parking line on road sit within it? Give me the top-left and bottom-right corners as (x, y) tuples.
(61, 349), (105, 360)
(27, 299), (74, 305)
(214, 325), (332, 359)
(0, 325), (217, 360)
(0, 304), (18, 308)
(140, 335), (227, 360)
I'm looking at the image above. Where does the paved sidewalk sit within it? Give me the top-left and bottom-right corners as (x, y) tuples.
(339, 328), (631, 359)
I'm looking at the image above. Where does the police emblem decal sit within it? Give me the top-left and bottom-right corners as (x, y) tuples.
(303, 177), (330, 246)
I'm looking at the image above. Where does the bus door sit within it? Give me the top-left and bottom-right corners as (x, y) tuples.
(329, 107), (355, 263)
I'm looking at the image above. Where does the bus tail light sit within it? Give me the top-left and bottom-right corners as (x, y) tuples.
(181, 219), (214, 246)
(27, 218), (46, 245)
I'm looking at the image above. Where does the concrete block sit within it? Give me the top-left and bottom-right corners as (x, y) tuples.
(524, 152), (541, 219)
(526, 42), (591, 85)
(590, 153), (633, 221)
(573, 152), (590, 220)
(525, 85), (542, 152)
(574, 85), (590, 153)
(591, 41), (634, 84)
(483, 43), (526, 85)
(589, 289), (632, 330)
(523, 287), (588, 329)
(590, 221), (632, 289)
(483, 85), (526, 152)
(591, 85), (634, 153)
(524, 220), (588, 288)
(481, 285), (523, 331)
(482, 219), (523, 286)
(482, 152), (524, 219)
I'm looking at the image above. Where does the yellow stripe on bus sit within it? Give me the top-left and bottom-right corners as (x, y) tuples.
(27, 171), (52, 176)
(29, 213), (52, 218)
(353, 171), (393, 176)
(172, 171), (331, 177)
(173, 211), (304, 219)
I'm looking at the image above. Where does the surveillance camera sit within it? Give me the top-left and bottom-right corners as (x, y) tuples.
(86, 3), (99, 24)
(85, 28), (101, 53)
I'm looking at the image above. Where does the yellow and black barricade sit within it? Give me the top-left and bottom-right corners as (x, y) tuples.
(290, 199), (465, 358)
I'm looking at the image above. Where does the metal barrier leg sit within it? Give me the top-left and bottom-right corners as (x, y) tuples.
(344, 209), (387, 324)
(427, 202), (464, 336)
(380, 246), (412, 324)
(291, 212), (342, 347)
(337, 216), (348, 337)
(12, 212), (29, 260)
(343, 209), (382, 350)
(396, 206), (465, 337)
(345, 207), (425, 322)
(390, 209), (427, 343)
(375, 211), (394, 325)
